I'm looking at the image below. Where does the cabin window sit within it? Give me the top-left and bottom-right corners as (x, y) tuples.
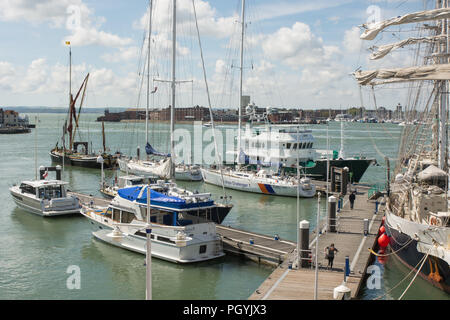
(157, 236), (175, 244)
(40, 185), (62, 199)
(20, 184), (36, 196)
(199, 245), (207, 254)
(286, 143), (291, 149)
(135, 231), (155, 239)
(121, 210), (135, 224)
(292, 143), (297, 150)
(112, 208), (120, 221)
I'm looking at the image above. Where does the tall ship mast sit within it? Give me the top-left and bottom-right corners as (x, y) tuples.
(355, 1), (450, 294)
(49, 42), (119, 169)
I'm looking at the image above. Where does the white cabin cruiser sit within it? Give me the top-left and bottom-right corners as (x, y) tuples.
(100, 175), (154, 198)
(81, 185), (225, 263)
(9, 166), (81, 217)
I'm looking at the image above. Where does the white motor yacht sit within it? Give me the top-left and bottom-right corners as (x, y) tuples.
(9, 166), (81, 216)
(81, 185), (225, 263)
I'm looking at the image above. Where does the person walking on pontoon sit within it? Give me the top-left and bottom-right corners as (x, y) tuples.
(325, 244), (339, 270)
(349, 191), (356, 210)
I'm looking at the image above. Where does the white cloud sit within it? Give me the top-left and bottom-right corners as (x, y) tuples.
(0, 0), (87, 27)
(0, 0), (133, 48)
(65, 27), (133, 48)
(134, 0), (236, 39)
(343, 26), (363, 53)
(262, 22), (341, 69)
(0, 58), (138, 106)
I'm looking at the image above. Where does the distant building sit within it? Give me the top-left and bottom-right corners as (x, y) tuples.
(0, 108), (4, 127)
(4, 110), (19, 126)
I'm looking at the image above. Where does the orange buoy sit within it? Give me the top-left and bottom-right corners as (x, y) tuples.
(378, 233), (390, 248)
(381, 216), (386, 225)
(379, 225), (386, 235)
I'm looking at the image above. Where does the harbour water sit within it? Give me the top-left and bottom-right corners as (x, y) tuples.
(0, 113), (448, 300)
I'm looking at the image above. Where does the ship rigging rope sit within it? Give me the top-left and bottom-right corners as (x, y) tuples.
(397, 245), (433, 300)
(372, 245), (431, 300)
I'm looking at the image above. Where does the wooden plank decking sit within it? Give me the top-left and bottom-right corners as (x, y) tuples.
(249, 185), (384, 300)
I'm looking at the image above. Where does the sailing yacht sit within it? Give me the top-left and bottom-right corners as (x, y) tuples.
(355, 3), (450, 294)
(200, 0), (317, 198)
(117, 1), (201, 182)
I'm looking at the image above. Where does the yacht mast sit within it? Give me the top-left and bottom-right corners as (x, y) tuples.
(146, 0), (153, 151)
(170, 0), (177, 179)
(237, 0), (246, 166)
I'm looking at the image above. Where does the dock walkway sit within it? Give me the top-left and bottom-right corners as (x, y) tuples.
(249, 185), (384, 300)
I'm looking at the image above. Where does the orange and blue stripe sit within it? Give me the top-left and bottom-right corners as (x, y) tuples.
(258, 183), (275, 194)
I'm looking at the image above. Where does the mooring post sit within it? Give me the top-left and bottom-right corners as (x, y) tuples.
(344, 256), (350, 281)
(363, 218), (369, 236)
(342, 167), (349, 195)
(299, 220), (310, 268)
(328, 196), (337, 232)
(55, 165), (62, 181)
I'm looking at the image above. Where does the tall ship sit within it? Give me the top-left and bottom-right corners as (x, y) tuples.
(49, 42), (119, 169)
(355, 1), (450, 294)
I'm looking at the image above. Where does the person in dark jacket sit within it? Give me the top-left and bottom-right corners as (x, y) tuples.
(324, 244), (339, 270)
(349, 192), (356, 209)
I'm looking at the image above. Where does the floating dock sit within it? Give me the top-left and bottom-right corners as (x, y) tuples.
(248, 184), (384, 300)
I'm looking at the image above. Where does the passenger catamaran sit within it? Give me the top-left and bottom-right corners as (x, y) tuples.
(201, 0), (316, 198)
(355, 2), (450, 294)
(117, 0), (201, 181)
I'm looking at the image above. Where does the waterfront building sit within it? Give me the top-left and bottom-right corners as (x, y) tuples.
(3, 110), (19, 126)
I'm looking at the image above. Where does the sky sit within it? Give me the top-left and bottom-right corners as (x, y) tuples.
(0, 0), (431, 110)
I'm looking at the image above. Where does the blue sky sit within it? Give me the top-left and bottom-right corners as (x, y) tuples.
(0, 0), (427, 110)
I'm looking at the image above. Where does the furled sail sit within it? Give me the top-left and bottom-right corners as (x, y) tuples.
(370, 36), (446, 60)
(145, 142), (170, 157)
(354, 64), (450, 86)
(361, 8), (450, 41)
